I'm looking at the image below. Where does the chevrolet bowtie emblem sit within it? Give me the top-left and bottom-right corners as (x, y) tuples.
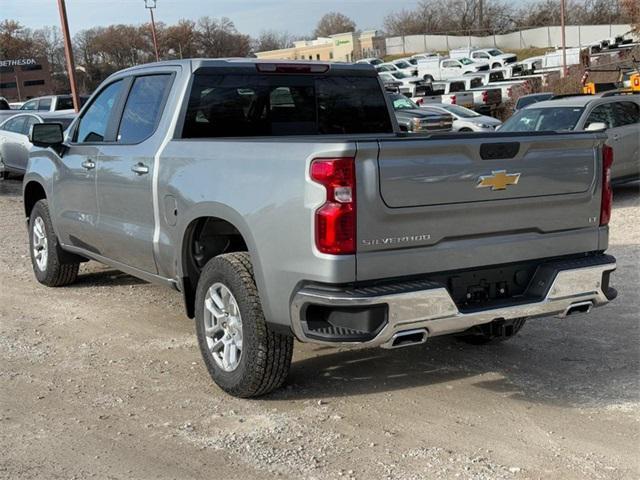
(477, 170), (521, 191)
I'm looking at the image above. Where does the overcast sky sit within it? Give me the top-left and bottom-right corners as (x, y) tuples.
(3, 0), (431, 37)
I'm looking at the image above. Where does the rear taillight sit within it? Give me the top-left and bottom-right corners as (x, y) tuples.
(415, 97), (424, 105)
(310, 158), (356, 255)
(600, 144), (614, 226)
(482, 91), (489, 103)
(450, 95), (457, 104)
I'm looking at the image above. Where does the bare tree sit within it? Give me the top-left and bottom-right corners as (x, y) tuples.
(254, 30), (294, 52)
(313, 12), (356, 37)
(162, 19), (198, 58)
(196, 17), (251, 57)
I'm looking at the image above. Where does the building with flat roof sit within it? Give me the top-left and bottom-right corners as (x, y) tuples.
(255, 30), (386, 63)
(0, 57), (53, 102)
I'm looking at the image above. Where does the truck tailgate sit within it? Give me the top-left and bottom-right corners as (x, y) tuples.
(355, 132), (606, 281)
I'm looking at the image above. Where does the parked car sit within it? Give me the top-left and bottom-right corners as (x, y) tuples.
(389, 93), (453, 132)
(18, 94), (89, 113)
(0, 94), (89, 124)
(411, 52), (438, 61)
(378, 71), (423, 97)
(450, 48), (518, 69)
(23, 59), (617, 398)
(356, 58), (383, 66)
(500, 92), (640, 183)
(391, 58), (418, 76)
(420, 103), (502, 132)
(0, 97), (10, 110)
(417, 56), (489, 81)
(0, 112), (76, 179)
(513, 92), (555, 111)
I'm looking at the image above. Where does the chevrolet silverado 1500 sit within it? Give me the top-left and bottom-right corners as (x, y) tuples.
(24, 59), (617, 397)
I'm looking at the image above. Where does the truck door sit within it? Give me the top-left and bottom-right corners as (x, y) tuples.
(441, 60), (462, 79)
(609, 101), (640, 179)
(52, 79), (125, 253)
(95, 73), (173, 274)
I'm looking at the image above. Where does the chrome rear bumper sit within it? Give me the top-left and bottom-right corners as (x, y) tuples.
(290, 257), (616, 349)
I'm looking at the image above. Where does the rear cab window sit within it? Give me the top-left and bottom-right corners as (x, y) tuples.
(181, 73), (393, 138)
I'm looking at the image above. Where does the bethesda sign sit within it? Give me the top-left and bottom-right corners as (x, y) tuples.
(0, 58), (38, 67)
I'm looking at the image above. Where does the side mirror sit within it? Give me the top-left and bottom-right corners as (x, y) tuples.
(30, 122), (64, 148)
(585, 122), (607, 132)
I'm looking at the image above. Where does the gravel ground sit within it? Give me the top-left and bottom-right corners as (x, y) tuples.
(0, 178), (638, 480)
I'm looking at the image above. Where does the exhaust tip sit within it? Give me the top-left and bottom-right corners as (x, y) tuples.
(563, 301), (593, 317)
(383, 329), (428, 349)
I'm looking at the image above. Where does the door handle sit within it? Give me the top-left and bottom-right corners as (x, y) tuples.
(81, 159), (95, 170)
(131, 162), (149, 175)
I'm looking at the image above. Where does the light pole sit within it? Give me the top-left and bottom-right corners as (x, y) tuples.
(144, 0), (160, 62)
(56, 0), (80, 112)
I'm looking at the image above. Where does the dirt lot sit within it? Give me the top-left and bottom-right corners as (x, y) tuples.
(1, 178), (638, 480)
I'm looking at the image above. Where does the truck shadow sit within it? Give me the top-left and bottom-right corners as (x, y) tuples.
(613, 181), (639, 205)
(73, 268), (148, 288)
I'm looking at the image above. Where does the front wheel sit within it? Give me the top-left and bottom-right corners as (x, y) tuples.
(28, 199), (79, 287)
(195, 252), (293, 398)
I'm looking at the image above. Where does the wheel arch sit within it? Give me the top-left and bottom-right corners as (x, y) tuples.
(178, 206), (262, 319)
(23, 179), (48, 219)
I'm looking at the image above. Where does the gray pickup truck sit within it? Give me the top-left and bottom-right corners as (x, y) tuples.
(23, 59), (617, 397)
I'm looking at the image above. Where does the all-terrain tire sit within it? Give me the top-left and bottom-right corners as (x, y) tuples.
(28, 199), (79, 287)
(456, 318), (527, 345)
(195, 252), (293, 398)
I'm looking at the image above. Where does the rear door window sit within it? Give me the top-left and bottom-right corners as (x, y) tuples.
(182, 74), (392, 137)
(585, 104), (614, 129)
(21, 99), (38, 111)
(610, 101), (640, 127)
(37, 98), (51, 111)
(117, 74), (171, 144)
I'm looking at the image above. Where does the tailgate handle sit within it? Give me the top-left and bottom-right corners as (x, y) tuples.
(480, 142), (520, 160)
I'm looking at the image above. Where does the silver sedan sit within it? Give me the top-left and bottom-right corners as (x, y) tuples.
(420, 103), (502, 132)
(0, 112), (75, 178)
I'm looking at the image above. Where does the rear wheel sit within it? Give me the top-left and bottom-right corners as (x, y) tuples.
(28, 199), (80, 287)
(195, 252), (293, 397)
(456, 318), (527, 345)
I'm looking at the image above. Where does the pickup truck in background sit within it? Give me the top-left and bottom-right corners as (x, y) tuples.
(378, 71), (425, 97)
(464, 72), (532, 104)
(414, 80), (475, 109)
(450, 47), (518, 70)
(388, 93), (453, 132)
(423, 77), (502, 112)
(417, 56), (489, 81)
(24, 59), (617, 397)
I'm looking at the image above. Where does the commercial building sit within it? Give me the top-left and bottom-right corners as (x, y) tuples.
(0, 57), (53, 102)
(256, 30), (386, 62)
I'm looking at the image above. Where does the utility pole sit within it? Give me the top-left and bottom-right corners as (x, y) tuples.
(478, 0), (484, 32)
(560, 0), (567, 77)
(56, 0), (80, 112)
(144, 0), (160, 62)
